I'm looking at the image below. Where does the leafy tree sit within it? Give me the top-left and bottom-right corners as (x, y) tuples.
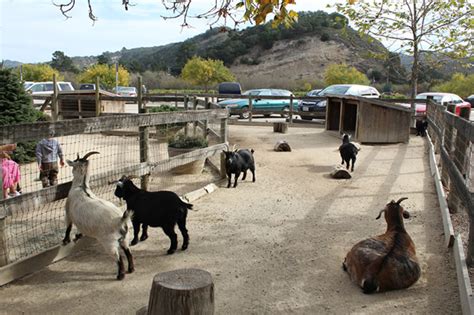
(97, 53), (112, 65)
(324, 64), (369, 86)
(50, 50), (77, 73)
(18, 64), (63, 82)
(433, 73), (474, 98)
(181, 57), (235, 92)
(174, 42), (197, 75)
(78, 64), (130, 89)
(336, 0), (473, 104)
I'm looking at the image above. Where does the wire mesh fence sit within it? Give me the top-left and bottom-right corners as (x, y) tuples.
(0, 109), (228, 266)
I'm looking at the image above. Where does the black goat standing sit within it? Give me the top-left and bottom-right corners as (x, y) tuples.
(114, 176), (192, 254)
(339, 134), (359, 172)
(223, 145), (256, 188)
(415, 119), (428, 137)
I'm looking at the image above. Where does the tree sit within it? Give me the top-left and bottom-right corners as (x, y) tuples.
(181, 57), (235, 91)
(324, 64), (369, 86)
(433, 73), (474, 98)
(18, 64), (63, 82)
(50, 50), (77, 73)
(97, 53), (112, 65)
(336, 0), (473, 106)
(0, 68), (39, 126)
(55, 0), (300, 27)
(78, 64), (130, 89)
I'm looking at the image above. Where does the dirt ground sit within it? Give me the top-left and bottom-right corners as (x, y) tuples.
(0, 125), (461, 314)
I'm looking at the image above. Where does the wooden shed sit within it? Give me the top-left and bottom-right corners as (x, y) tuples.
(325, 95), (412, 143)
(58, 90), (126, 119)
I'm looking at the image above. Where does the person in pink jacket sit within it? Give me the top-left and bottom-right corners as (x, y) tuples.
(0, 144), (21, 199)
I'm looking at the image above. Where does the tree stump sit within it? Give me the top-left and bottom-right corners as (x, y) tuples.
(140, 268), (214, 315)
(273, 122), (288, 133)
(274, 140), (292, 152)
(330, 165), (352, 179)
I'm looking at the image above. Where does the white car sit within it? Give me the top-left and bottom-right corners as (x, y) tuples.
(26, 81), (75, 105)
(298, 84), (380, 120)
(415, 92), (471, 116)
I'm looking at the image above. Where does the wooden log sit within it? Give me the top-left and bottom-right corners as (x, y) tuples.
(145, 268), (214, 315)
(274, 140), (291, 152)
(273, 122), (288, 133)
(0, 217), (9, 266)
(330, 165), (352, 179)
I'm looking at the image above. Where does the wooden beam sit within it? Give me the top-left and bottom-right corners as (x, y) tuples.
(1, 110), (228, 143)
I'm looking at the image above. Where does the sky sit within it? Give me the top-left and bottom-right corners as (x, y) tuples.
(1, 0), (336, 64)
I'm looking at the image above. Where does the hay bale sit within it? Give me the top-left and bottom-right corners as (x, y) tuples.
(274, 140), (291, 152)
(330, 165), (351, 179)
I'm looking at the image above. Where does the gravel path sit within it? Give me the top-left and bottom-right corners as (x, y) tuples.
(0, 125), (460, 314)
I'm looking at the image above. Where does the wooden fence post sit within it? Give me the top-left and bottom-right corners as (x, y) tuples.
(184, 95), (189, 137)
(51, 74), (59, 121)
(138, 76), (149, 191)
(220, 117), (228, 179)
(289, 95), (294, 123)
(137, 269), (214, 315)
(0, 217), (9, 267)
(248, 97), (253, 122)
(203, 97), (209, 139)
(193, 97), (198, 136)
(95, 77), (101, 117)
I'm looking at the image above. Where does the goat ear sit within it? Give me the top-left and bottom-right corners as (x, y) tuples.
(402, 211), (410, 219)
(375, 209), (385, 220)
(66, 159), (74, 166)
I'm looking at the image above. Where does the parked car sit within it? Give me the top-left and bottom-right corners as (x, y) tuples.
(465, 94), (474, 107)
(113, 86), (138, 97)
(25, 81), (75, 105)
(415, 92), (471, 116)
(218, 82), (242, 95)
(298, 84), (380, 120)
(306, 89), (322, 97)
(218, 88), (296, 119)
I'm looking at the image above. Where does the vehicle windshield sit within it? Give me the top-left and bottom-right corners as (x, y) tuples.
(24, 82), (34, 90)
(243, 90), (266, 96)
(117, 87), (136, 92)
(319, 86), (351, 96)
(416, 94), (443, 102)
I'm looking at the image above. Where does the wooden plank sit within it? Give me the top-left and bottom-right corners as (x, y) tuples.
(427, 133), (455, 247)
(453, 235), (474, 315)
(0, 237), (93, 287)
(0, 110), (228, 143)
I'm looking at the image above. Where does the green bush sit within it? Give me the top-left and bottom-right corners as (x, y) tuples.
(168, 133), (208, 149)
(148, 104), (179, 113)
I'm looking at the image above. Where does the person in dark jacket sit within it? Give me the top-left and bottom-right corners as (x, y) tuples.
(35, 130), (64, 188)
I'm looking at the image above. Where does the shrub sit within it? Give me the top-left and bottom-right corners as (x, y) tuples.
(324, 64), (370, 86)
(320, 33), (330, 41)
(168, 133), (208, 149)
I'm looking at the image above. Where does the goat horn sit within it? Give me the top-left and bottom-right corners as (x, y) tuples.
(375, 209), (385, 220)
(224, 143), (230, 152)
(81, 151), (100, 160)
(127, 175), (139, 179)
(76, 153), (80, 160)
(232, 144), (238, 151)
(396, 197), (408, 205)
(108, 180), (119, 185)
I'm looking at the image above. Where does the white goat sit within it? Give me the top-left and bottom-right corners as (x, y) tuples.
(63, 151), (134, 280)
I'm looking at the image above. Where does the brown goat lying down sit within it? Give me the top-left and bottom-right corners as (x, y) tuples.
(343, 197), (421, 294)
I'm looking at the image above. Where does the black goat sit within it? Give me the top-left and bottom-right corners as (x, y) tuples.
(415, 119), (428, 137)
(223, 144), (256, 188)
(114, 176), (192, 254)
(339, 134), (359, 172)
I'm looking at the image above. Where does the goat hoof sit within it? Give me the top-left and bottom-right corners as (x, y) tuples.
(182, 244), (188, 251)
(130, 239), (138, 246)
(167, 249), (175, 255)
(73, 233), (83, 242)
(139, 235), (148, 242)
(342, 262), (347, 272)
(117, 273), (125, 280)
(62, 238), (71, 245)
(128, 267), (135, 274)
